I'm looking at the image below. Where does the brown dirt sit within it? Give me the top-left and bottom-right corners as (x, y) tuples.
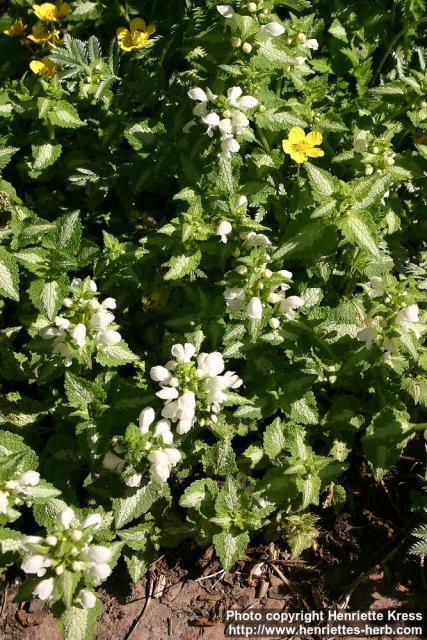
(1, 542), (424, 640)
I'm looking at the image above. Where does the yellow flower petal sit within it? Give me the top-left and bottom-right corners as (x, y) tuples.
(30, 60), (46, 74)
(27, 23), (53, 42)
(3, 18), (25, 37)
(306, 147), (324, 158)
(305, 131), (323, 146)
(130, 18), (147, 33)
(282, 139), (293, 154)
(290, 150), (307, 163)
(145, 23), (156, 36)
(33, 3), (58, 22)
(288, 127), (306, 144)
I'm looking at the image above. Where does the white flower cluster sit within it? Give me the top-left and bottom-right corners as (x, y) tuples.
(0, 470), (40, 517)
(40, 278), (121, 366)
(217, 4), (285, 53)
(21, 508), (109, 607)
(186, 86), (258, 158)
(357, 276), (422, 356)
(224, 242), (304, 326)
(150, 343), (243, 434)
(102, 407), (182, 485)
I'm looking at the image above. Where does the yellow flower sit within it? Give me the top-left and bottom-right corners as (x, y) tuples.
(3, 18), (25, 37)
(27, 22), (59, 43)
(30, 57), (56, 79)
(32, 2), (71, 22)
(282, 127), (324, 164)
(116, 17), (156, 51)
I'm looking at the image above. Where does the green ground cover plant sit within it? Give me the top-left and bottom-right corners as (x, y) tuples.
(0, 0), (426, 637)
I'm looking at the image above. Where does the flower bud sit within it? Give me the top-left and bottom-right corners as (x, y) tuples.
(248, 2), (257, 12)
(45, 536), (57, 547)
(297, 32), (307, 43)
(365, 164), (374, 176)
(269, 318), (280, 330)
(78, 589), (97, 609)
(235, 265), (248, 275)
(71, 530), (83, 542)
(242, 42), (252, 54)
(62, 297), (73, 308)
(55, 564), (64, 576)
(231, 37), (242, 48)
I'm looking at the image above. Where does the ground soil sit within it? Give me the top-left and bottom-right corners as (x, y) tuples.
(1, 456), (426, 640)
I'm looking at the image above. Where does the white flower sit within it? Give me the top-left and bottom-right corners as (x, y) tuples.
(139, 407), (156, 433)
(40, 326), (62, 339)
(302, 38), (319, 50)
(78, 589), (97, 609)
(357, 326), (377, 348)
(57, 507), (75, 530)
(231, 110), (250, 129)
(125, 473), (142, 488)
(354, 132), (368, 153)
(217, 220), (233, 243)
(0, 491), (9, 514)
(295, 56), (306, 66)
(397, 304), (419, 325)
(81, 514), (103, 530)
(221, 135), (240, 158)
(16, 470), (40, 488)
(22, 535), (44, 546)
(197, 352), (225, 377)
(236, 195), (248, 206)
(156, 387), (179, 400)
(280, 295), (304, 319)
(85, 562), (111, 583)
(89, 310), (115, 330)
(102, 452), (124, 473)
(366, 276), (384, 299)
(257, 22), (285, 40)
(188, 87), (208, 102)
(21, 555), (52, 577)
(71, 278), (82, 287)
(150, 366), (172, 383)
(82, 545), (112, 564)
(163, 448), (181, 465)
(171, 343), (196, 363)
(216, 4), (235, 19)
(89, 280), (97, 292)
(269, 318), (281, 330)
(202, 112), (221, 136)
(71, 323), (87, 348)
(154, 420), (174, 445)
(101, 298), (117, 310)
(224, 287), (246, 312)
(55, 316), (70, 330)
(246, 232), (271, 248)
(33, 577), (55, 601)
(227, 86), (258, 110)
(96, 329), (122, 347)
(247, 296), (263, 320)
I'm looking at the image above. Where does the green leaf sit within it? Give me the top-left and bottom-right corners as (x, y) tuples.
(163, 251), (202, 280)
(362, 407), (412, 480)
(305, 162), (335, 198)
(32, 144), (62, 171)
(113, 482), (162, 529)
(95, 340), (138, 367)
(0, 527), (23, 554)
(328, 18), (348, 42)
(179, 479), (218, 509)
(58, 599), (101, 640)
(212, 531), (250, 571)
(52, 211), (81, 251)
(28, 277), (69, 321)
(0, 146), (18, 171)
(340, 212), (381, 260)
(263, 418), (285, 459)
(49, 101), (85, 128)
(0, 248), (19, 301)
(64, 372), (101, 407)
(255, 109), (307, 132)
(290, 392), (319, 425)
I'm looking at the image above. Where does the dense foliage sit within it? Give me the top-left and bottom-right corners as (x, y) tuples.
(0, 0), (427, 637)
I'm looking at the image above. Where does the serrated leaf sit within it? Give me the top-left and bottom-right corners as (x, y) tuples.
(28, 277), (68, 320)
(113, 482), (161, 529)
(0, 146), (18, 170)
(255, 109), (307, 132)
(362, 407), (412, 481)
(164, 251), (202, 280)
(179, 479), (218, 509)
(263, 418), (285, 459)
(0, 248), (19, 301)
(64, 372), (100, 407)
(305, 162), (335, 197)
(212, 530), (249, 571)
(32, 144), (62, 171)
(95, 341), (138, 367)
(340, 212), (381, 260)
(58, 599), (101, 640)
(49, 101), (85, 128)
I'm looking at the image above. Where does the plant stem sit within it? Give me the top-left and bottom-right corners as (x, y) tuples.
(410, 423), (427, 431)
